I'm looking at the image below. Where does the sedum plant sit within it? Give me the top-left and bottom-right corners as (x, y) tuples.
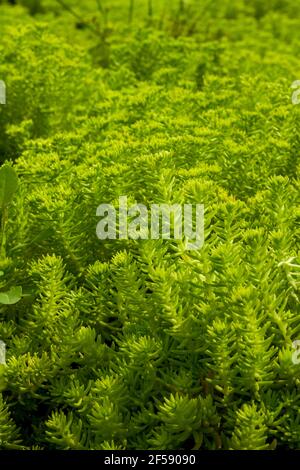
(0, 0), (299, 450)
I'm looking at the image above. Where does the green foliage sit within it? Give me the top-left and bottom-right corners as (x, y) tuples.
(228, 403), (271, 450)
(0, 164), (22, 304)
(0, 164), (18, 208)
(0, 393), (23, 449)
(149, 394), (219, 449)
(0, 0), (298, 451)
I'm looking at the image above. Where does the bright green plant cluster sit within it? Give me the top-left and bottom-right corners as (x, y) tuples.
(0, 0), (299, 450)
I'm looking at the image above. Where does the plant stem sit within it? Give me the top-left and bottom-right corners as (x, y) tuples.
(148, 0), (153, 18)
(0, 206), (8, 261)
(158, 0), (167, 29)
(128, 0), (134, 23)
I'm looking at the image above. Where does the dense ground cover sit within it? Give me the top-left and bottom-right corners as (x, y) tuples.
(0, 0), (299, 450)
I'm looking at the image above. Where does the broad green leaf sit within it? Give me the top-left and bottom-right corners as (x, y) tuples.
(0, 165), (18, 208)
(0, 286), (22, 305)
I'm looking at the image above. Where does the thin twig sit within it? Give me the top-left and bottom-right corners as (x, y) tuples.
(95, 0), (104, 14)
(55, 0), (100, 36)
